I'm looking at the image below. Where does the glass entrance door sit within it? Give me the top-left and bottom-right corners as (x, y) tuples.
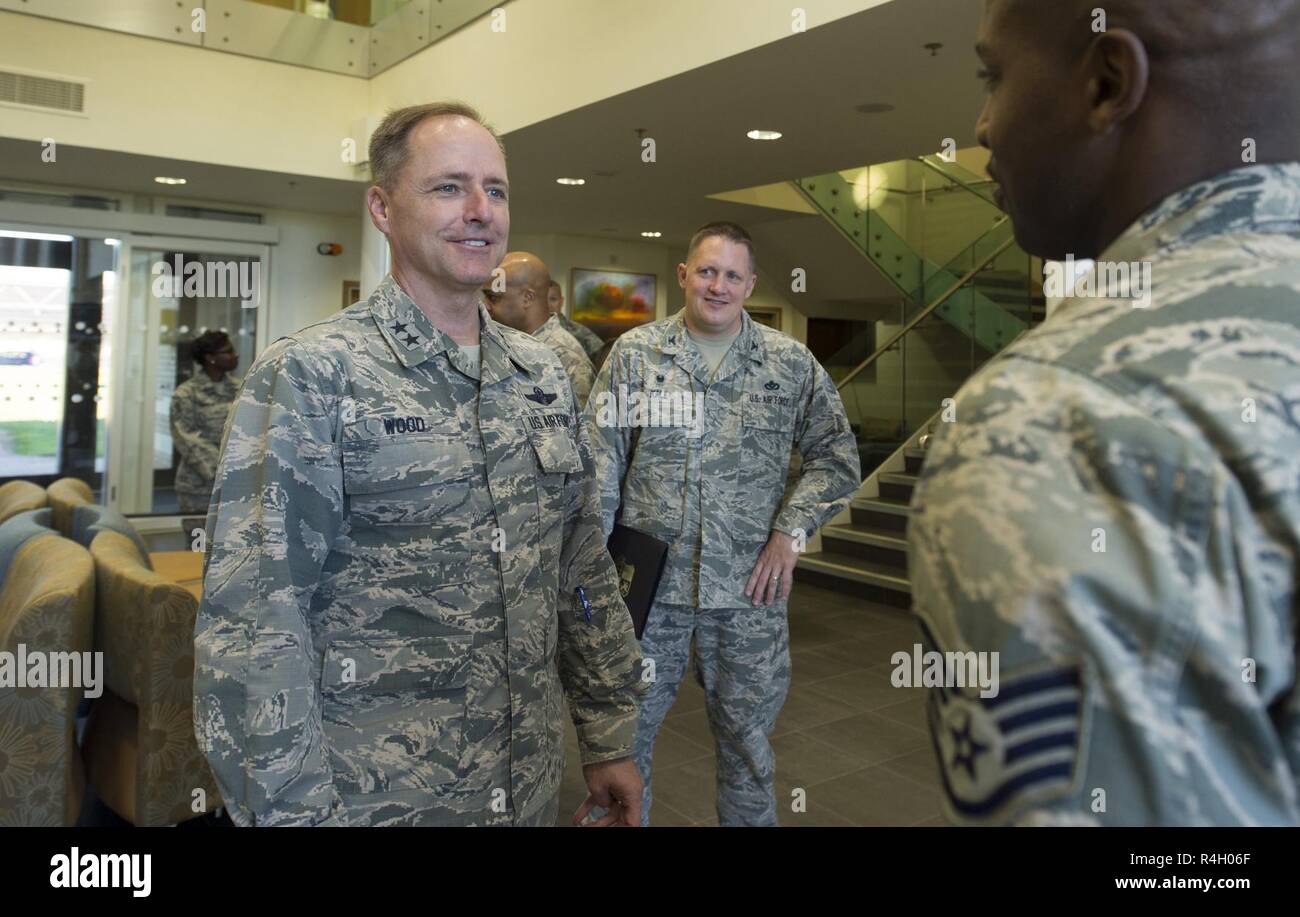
(0, 229), (118, 497)
(120, 242), (267, 514)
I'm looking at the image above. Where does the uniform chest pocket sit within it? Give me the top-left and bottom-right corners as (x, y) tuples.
(342, 434), (478, 526)
(743, 397), (796, 434)
(740, 398), (797, 507)
(526, 426), (583, 476)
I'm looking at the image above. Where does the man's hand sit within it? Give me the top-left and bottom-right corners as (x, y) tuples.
(573, 757), (643, 827)
(744, 530), (799, 606)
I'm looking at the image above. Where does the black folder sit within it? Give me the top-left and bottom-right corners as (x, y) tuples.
(607, 524), (669, 640)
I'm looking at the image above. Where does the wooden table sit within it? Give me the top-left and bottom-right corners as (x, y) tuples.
(149, 550), (205, 600)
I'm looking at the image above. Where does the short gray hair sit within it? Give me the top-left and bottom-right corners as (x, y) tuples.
(368, 101), (506, 190)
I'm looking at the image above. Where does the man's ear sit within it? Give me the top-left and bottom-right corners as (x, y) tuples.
(366, 186), (391, 234)
(677, 263), (689, 288)
(1084, 28), (1150, 134)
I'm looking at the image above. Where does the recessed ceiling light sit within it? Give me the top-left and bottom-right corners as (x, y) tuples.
(556, 177), (586, 186)
(641, 231), (662, 238)
(746, 130), (783, 141)
(154, 176), (187, 185)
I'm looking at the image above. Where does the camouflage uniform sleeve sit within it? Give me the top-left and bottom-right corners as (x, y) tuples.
(773, 355), (861, 538)
(171, 384), (220, 478)
(557, 377), (646, 764)
(582, 339), (635, 539)
(193, 340), (346, 827)
(569, 350), (595, 411)
(908, 362), (1234, 825)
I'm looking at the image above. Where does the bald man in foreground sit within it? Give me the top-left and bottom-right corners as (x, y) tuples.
(486, 253), (596, 407)
(909, 0), (1300, 825)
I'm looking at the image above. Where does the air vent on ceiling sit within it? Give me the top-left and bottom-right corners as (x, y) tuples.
(0, 70), (85, 114)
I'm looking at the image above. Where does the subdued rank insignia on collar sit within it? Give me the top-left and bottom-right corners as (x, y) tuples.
(918, 620), (1087, 821)
(390, 318), (422, 349)
(525, 386), (557, 405)
(764, 381), (780, 391)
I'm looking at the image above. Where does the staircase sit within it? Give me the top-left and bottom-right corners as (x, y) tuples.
(792, 156), (1041, 357)
(797, 424), (932, 607)
(788, 156), (1043, 601)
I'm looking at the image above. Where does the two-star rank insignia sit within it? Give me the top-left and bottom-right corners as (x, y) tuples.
(389, 319), (422, 349)
(525, 386), (557, 405)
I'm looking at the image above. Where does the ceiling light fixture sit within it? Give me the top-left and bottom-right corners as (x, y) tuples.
(746, 130), (783, 141)
(556, 177), (586, 185)
(641, 231), (662, 238)
(154, 176), (187, 185)
(0, 230), (74, 242)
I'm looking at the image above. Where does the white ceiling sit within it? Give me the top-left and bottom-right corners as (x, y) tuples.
(0, 137), (366, 216)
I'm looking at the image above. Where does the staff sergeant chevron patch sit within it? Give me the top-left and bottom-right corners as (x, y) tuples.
(918, 620), (1089, 822)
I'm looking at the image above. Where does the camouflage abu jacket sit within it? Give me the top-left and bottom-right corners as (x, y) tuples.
(910, 163), (1300, 826)
(584, 309), (860, 608)
(193, 275), (644, 827)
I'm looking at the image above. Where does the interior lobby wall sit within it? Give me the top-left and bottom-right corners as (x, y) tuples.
(264, 207), (363, 342)
(369, 0), (892, 134)
(1, 0), (890, 182)
(0, 10), (369, 181)
(508, 231), (677, 322)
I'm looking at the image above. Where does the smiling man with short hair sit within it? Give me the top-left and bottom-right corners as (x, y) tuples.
(585, 221), (859, 825)
(194, 101), (645, 828)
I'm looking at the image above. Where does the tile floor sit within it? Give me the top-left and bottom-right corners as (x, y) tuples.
(556, 582), (946, 827)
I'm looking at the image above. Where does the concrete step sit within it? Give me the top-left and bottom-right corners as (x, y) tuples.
(796, 551), (912, 594)
(820, 523), (910, 573)
(851, 495), (912, 516)
(820, 523), (908, 553)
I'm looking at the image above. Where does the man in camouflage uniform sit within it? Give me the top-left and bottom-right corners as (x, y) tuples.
(485, 252), (595, 407)
(170, 330), (240, 513)
(585, 222), (860, 825)
(910, 0), (1300, 825)
(549, 280), (606, 361)
(193, 102), (645, 827)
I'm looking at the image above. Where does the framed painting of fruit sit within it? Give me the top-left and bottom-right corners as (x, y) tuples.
(570, 268), (656, 342)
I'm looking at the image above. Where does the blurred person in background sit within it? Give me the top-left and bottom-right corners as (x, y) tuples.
(169, 329), (239, 514)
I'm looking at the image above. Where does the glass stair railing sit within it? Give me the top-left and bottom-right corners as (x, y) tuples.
(793, 160), (1034, 353)
(792, 155), (1043, 477)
